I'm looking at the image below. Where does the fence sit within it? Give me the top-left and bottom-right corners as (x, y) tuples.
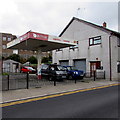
(2, 73), (83, 91)
(85, 71), (105, 80)
(1, 71), (106, 91)
(2, 73), (27, 91)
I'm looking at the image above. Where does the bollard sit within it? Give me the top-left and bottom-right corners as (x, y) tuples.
(75, 77), (77, 84)
(104, 71), (106, 79)
(54, 77), (56, 86)
(26, 72), (29, 89)
(54, 80), (56, 86)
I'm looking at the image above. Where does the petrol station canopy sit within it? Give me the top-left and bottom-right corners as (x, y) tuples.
(7, 31), (77, 52)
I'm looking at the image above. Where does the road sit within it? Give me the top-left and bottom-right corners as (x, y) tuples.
(2, 85), (119, 118)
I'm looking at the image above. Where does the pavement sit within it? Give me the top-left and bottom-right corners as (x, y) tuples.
(2, 79), (120, 103)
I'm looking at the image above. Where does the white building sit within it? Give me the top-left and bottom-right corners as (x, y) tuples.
(53, 17), (120, 80)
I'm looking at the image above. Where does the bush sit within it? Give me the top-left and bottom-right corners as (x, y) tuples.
(6, 54), (20, 62)
(27, 56), (37, 64)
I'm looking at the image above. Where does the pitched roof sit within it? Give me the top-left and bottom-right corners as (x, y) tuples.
(3, 59), (20, 64)
(59, 17), (120, 37)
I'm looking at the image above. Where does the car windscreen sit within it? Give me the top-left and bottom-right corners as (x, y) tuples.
(57, 66), (66, 71)
(67, 66), (77, 70)
(26, 67), (35, 71)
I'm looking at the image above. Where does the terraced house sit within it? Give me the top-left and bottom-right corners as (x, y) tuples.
(52, 17), (120, 80)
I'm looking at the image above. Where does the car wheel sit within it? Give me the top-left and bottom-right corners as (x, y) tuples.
(68, 75), (73, 80)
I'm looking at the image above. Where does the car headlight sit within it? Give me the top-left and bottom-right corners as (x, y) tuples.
(56, 71), (61, 75)
(74, 71), (78, 74)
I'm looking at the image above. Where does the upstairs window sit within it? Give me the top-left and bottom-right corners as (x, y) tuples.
(89, 36), (101, 46)
(8, 37), (11, 41)
(3, 37), (6, 41)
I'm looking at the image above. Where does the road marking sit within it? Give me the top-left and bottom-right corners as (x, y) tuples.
(1, 83), (120, 107)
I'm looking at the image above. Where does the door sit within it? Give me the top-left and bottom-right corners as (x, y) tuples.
(73, 59), (86, 73)
(59, 60), (69, 66)
(90, 61), (101, 76)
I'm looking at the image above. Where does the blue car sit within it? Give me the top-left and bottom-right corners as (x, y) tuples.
(63, 66), (84, 80)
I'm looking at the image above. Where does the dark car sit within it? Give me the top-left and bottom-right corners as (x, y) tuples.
(41, 64), (67, 81)
(63, 66), (84, 80)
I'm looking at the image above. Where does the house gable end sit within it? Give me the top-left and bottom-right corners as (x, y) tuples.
(59, 17), (120, 38)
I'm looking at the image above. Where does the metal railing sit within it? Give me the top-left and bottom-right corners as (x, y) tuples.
(1, 71), (106, 91)
(85, 71), (105, 80)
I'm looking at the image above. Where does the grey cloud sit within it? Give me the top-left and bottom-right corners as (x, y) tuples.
(0, 1), (118, 36)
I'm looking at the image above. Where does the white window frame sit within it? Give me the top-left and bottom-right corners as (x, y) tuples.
(89, 36), (101, 46)
(2, 45), (6, 49)
(8, 37), (11, 41)
(3, 37), (6, 41)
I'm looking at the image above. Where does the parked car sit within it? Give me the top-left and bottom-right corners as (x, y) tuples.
(21, 66), (36, 74)
(41, 64), (67, 81)
(63, 66), (84, 80)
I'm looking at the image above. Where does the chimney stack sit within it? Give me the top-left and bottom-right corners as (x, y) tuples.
(103, 22), (107, 28)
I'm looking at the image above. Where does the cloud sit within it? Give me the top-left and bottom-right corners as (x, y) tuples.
(0, 0), (119, 36)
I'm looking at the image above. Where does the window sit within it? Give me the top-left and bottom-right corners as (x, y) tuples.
(89, 36), (101, 46)
(2, 45), (6, 49)
(3, 37), (6, 41)
(117, 62), (120, 73)
(13, 50), (18, 54)
(118, 38), (120, 47)
(8, 37), (11, 41)
(70, 41), (78, 49)
(56, 48), (63, 52)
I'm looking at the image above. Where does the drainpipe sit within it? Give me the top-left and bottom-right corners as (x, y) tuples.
(109, 33), (112, 81)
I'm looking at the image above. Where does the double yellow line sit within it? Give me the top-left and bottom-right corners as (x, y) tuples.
(1, 83), (120, 108)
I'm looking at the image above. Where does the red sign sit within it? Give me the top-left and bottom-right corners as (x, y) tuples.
(19, 32), (48, 42)
(30, 32), (48, 41)
(19, 33), (30, 42)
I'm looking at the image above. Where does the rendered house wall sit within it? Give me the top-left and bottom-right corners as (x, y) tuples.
(53, 20), (119, 80)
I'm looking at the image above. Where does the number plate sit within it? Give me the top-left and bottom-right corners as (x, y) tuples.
(62, 76), (66, 78)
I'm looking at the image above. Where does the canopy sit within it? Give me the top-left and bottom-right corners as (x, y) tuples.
(7, 31), (77, 52)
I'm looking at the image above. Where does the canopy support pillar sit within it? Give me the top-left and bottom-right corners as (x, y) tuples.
(37, 49), (42, 80)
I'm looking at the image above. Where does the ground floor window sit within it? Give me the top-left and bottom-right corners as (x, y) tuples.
(117, 62), (120, 73)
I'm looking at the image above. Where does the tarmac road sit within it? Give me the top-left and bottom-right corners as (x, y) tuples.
(2, 85), (119, 118)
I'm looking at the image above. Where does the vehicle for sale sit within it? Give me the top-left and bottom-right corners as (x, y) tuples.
(41, 64), (67, 81)
(63, 66), (84, 80)
(21, 66), (36, 74)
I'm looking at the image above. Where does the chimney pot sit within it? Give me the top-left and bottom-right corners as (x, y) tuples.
(103, 22), (107, 27)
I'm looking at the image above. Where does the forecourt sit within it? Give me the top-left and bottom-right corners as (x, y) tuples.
(7, 31), (77, 79)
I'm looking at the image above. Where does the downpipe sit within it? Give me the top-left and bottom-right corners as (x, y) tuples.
(109, 33), (112, 81)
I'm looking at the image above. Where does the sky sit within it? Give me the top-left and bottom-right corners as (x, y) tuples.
(0, 0), (119, 36)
